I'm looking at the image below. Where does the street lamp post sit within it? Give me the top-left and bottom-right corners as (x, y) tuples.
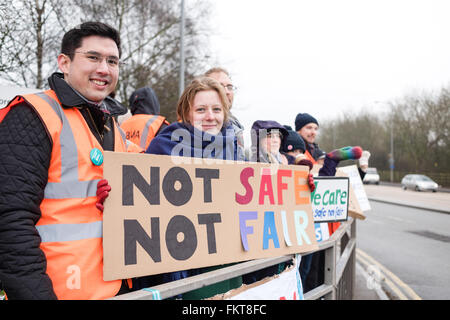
(390, 121), (394, 182)
(179, 0), (185, 97)
(374, 101), (394, 182)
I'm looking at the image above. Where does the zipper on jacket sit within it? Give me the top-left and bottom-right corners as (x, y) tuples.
(85, 107), (104, 143)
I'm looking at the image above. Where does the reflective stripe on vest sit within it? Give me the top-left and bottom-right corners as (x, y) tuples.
(140, 115), (160, 148)
(35, 92), (100, 199)
(120, 114), (167, 151)
(37, 221), (102, 243)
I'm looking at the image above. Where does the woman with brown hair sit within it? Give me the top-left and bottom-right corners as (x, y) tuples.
(146, 76), (244, 161)
(134, 77), (244, 299)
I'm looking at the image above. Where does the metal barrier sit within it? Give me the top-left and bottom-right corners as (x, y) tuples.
(111, 217), (357, 300)
(303, 217), (356, 300)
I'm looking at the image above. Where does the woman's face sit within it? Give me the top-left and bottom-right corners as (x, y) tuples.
(189, 90), (224, 135)
(260, 131), (282, 154)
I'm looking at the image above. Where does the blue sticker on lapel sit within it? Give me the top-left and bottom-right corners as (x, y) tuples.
(90, 148), (103, 166)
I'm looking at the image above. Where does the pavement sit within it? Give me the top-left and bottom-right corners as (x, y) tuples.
(352, 184), (450, 300)
(364, 184), (450, 214)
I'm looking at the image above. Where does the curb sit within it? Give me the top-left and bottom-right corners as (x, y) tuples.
(368, 197), (450, 215)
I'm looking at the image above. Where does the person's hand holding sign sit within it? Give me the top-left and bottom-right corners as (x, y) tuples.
(293, 155), (315, 192)
(96, 179), (111, 212)
(307, 173), (315, 192)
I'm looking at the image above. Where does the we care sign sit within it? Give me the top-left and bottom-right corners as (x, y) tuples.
(102, 151), (318, 281)
(310, 176), (350, 223)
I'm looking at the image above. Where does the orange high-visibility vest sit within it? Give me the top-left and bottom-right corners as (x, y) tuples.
(120, 114), (169, 151)
(0, 106), (11, 122)
(5, 90), (133, 299)
(304, 150), (316, 164)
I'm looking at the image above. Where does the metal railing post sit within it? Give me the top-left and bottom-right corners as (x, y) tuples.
(323, 243), (336, 299)
(351, 219), (357, 299)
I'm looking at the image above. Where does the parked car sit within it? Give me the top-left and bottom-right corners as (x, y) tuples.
(363, 167), (380, 185)
(401, 174), (438, 192)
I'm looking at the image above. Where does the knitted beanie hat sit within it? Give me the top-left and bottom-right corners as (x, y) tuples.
(295, 113), (319, 131)
(282, 125), (306, 153)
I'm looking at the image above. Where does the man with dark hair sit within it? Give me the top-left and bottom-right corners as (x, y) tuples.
(295, 112), (320, 163)
(0, 22), (139, 300)
(294, 112), (362, 293)
(61, 21), (122, 59)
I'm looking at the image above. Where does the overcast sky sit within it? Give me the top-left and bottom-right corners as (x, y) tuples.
(208, 0), (450, 140)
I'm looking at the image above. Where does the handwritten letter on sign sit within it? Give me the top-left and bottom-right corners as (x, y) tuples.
(102, 152), (318, 281)
(311, 177), (350, 223)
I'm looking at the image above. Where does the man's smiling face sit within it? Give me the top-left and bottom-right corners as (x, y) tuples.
(298, 122), (319, 144)
(57, 35), (119, 103)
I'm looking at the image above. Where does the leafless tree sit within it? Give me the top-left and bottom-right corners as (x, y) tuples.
(319, 86), (450, 179)
(0, 0), (213, 121)
(0, 0), (64, 88)
(69, 0), (213, 120)
(390, 88), (450, 172)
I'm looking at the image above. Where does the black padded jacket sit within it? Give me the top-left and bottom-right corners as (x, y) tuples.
(0, 73), (126, 299)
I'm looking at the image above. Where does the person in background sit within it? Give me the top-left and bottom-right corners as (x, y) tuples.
(244, 120), (315, 285)
(358, 150), (371, 180)
(280, 125), (313, 169)
(205, 67), (245, 157)
(295, 112), (362, 226)
(0, 22), (140, 300)
(315, 148), (326, 166)
(280, 125), (318, 289)
(120, 87), (169, 151)
(138, 76), (243, 299)
(295, 113), (321, 163)
(294, 112), (362, 293)
(250, 120), (289, 164)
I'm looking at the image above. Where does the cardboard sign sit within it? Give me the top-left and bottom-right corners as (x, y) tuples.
(347, 186), (366, 220)
(335, 167), (367, 220)
(310, 177), (350, 223)
(210, 256), (303, 300)
(337, 165), (371, 212)
(102, 151), (318, 281)
(314, 223), (330, 242)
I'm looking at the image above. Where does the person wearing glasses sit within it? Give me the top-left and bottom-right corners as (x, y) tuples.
(0, 22), (140, 300)
(204, 67), (246, 158)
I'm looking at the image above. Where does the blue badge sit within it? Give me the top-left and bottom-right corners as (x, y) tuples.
(90, 148), (103, 166)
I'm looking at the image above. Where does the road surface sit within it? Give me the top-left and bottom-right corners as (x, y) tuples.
(357, 185), (450, 299)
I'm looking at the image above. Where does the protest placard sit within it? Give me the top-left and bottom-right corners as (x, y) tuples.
(310, 176), (350, 223)
(337, 165), (371, 212)
(211, 257), (303, 300)
(102, 151), (318, 281)
(314, 222), (330, 242)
